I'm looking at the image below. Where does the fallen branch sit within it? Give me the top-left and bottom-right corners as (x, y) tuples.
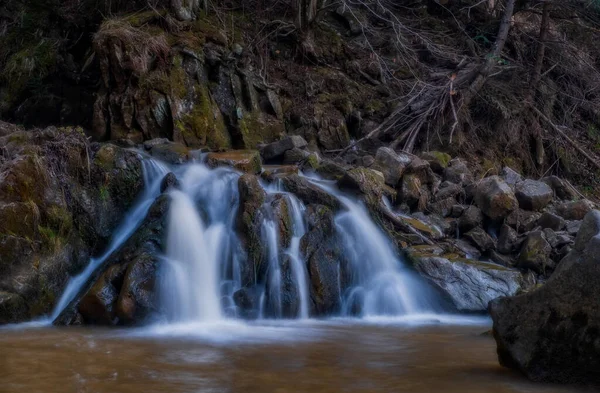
(533, 106), (600, 171)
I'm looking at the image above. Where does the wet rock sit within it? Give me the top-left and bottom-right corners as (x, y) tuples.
(374, 147), (412, 187)
(449, 238), (482, 259)
(458, 206), (483, 233)
(497, 224), (519, 254)
(505, 209), (542, 233)
(280, 174), (340, 211)
(143, 138), (170, 151)
(474, 176), (518, 220)
(490, 210), (600, 384)
(542, 175), (576, 200)
(517, 231), (552, 274)
(150, 142), (190, 164)
(464, 227), (495, 252)
(207, 150), (262, 174)
(444, 158), (473, 184)
(501, 167), (523, 187)
(536, 211), (565, 231)
(421, 151), (451, 173)
(301, 208), (344, 316)
(237, 174), (267, 286)
(260, 136), (308, 161)
(515, 179), (553, 211)
(78, 264), (127, 325)
(414, 256), (524, 312)
(260, 165), (299, 182)
(557, 199), (594, 221)
(160, 172), (180, 193)
(314, 159), (348, 181)
(338, 167), (396, 203)
(0, 292), (28, 324)
(233, 287), (261, 319)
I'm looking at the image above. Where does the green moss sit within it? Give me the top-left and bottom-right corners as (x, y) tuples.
(46, 206), (73, 237)
(140, 56), (187, 99)
(238, 111), (284, 149)
(175, 85), (231, 150)
(38, 225), (60, 252)
(365, 99), (385, 114)
(426, 151), (452, 168)
(94, 145), (117, 171)
(99, 186), (110, 202)
(306, 153), (320, 170)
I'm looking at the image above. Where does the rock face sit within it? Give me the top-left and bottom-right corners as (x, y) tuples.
(474, 176), (518, 220)
(515, 179), (553, 211)
(490, 210), (600, 384)
(56, 195), (170, 325)
(413, 256), (525, 312)
(0, 125), (144, 324)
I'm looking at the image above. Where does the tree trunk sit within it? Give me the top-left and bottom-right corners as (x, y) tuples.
(526, 2), (551, 104)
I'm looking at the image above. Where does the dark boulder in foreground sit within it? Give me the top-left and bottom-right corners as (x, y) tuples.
(490, 210), (600, 384)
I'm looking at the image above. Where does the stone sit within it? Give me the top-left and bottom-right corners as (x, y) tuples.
(233, 287), (261, 319)
(414, 256), (524, 312)
(536, 211), (565, 231)
(421, 151), (452, 173)
(206, 150), (262, 174)
(260, 165), (299, 182)
(374, 147), (412, 187)
(280, 174), (340, 211)
(0, 292), (28, 324)
(338, 168), (396, 201)
(517, 231), (552, 274)
(427, 197), (456, 217)
(566, 220), (582, 236)
(160, 172), (180, 193)
(557, 199), (595, 221)
(450, 204), (466, 218)
(260, 135), (308, 161)
(361, 155), (375, 167)
(489, 250), (515, 267)
(497, 224), (519, 254)
(282, 147), (312, 165)
(541, 175), (576, 200)
(505, 209), (542, 233)
(490, 210), (600, 384)
(150, 142), (190, 164)
(314, 159), (348, 180)
(400, 174), (423, 208)
(515, 179), (553, 211)
(501, 166), (523, 187)
(443, 158), (473, 184)
(143, 138), (170, 151)
(474, 176), (518, 220)
(449, 238), (482, 259)
(433, 182), (464, 203)
(464, 227), (496, 252)
(458, 206), (483, 233)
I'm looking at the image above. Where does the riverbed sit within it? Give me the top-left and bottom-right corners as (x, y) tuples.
(0, 317), (594, 393)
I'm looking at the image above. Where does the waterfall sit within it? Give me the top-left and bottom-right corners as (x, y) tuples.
(285, 195), (309, 319)
(161, 190), (223, 322)
(50, 157), (169, 322)
(310, 179), (444, 317)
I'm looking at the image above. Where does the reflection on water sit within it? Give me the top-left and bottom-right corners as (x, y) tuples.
(0, 320), (594, 393)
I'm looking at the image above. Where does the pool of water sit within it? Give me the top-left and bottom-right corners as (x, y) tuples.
(0, 317), (594, 393)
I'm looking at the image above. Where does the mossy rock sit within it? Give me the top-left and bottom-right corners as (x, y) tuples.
(421, 151), (452, 172)
(206, 150), (262, 174)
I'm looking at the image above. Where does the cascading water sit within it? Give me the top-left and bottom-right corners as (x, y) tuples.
(309, 178), (445, 317)
(50, 157), (169, 322)
(285, 195), (309, 319)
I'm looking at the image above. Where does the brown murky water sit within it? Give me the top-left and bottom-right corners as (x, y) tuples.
(0, 319), (595, 393)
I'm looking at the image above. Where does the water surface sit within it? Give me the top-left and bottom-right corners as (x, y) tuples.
(0, 319), (593, 393)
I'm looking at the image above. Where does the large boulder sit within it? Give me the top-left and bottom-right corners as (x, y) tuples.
(0, 126), (145, 324)
(56, 194), (170, 325)
(374, 147), (412, 187)
(413, 256), (525, 312)
(458, 206), (483, 233)
(474, 176), (518, 220)
(490, 210), (600, 384)
(514, 179), (553, 211)
(338, 167), (396, 205)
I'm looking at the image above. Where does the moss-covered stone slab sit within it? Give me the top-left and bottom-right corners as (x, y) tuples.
(206, 150), (262, 174)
